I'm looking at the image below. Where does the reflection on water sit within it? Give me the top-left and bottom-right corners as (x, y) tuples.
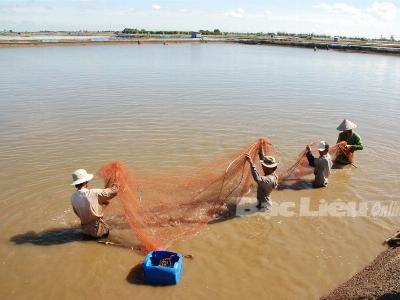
(0, 43), (399, 299)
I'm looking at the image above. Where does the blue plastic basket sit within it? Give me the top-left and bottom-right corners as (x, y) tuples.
(142, 250), (183, 285)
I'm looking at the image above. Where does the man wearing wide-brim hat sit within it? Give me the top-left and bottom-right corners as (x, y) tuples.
(336, 119), (364, 164)
(70, 169), (119, 238)
(245, 150), (279, 210)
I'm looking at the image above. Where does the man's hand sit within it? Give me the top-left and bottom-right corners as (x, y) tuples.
(245, 154), (254, 165)
(345, 145), (353, 151)
(306, 145), (311, 152)
(111, 183), (120, 192)
(258, 148), (266, 160)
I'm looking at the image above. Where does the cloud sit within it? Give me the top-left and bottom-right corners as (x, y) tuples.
(0, 1), (53, 13)
(79, 0), (97, 9)
(313, 3), (333, 11)
(152, 4), (161, 11)
(333, 3), (363, 15)
(256, 9), (272, 18)
(0, 3), (18, 13)
(309, 2), (400, 37)
(367, 2), (397, 20)
(313, 2), (375, 26)
(314, 3), (363, 16)
(229, 8), (244, 18)
(314, 2), (398, 20)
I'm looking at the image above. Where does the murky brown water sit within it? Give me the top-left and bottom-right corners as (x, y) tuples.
(0, 43), (399, 299)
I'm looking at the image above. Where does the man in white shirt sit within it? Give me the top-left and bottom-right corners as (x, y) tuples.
(306, 141), (333, 188)
(70, 169), (119, 238)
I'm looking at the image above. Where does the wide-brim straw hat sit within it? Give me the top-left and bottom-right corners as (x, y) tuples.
(260, 156), (279, 168)
(71, 169), (94, 185)
(337, 119), (357, 131)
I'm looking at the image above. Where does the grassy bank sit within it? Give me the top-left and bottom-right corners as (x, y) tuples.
(236, 36), (400, 55)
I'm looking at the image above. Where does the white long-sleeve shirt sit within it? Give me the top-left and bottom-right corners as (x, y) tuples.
(71, 187), (117, 225)
(307, 152), (333, 187)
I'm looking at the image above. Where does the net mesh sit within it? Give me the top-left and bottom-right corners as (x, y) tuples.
(278, 140), (352, 188)
(97, 138), (352, 252)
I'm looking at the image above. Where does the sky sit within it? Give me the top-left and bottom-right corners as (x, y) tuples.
(0, 0), (399, 38)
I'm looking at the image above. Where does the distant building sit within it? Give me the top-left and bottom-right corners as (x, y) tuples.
(191, 32), (202, 38)
(333, 36), (340, 42)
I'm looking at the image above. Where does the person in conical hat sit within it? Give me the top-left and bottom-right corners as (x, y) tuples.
(70, 169), (119, 238)
(245, 148), (279, 211)
(336, 119), (363, 164)
(306, 141), (333, 188)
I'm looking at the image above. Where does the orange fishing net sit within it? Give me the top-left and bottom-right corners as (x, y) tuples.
(278, 141), (352, 188)
(97, 138), (352, 251)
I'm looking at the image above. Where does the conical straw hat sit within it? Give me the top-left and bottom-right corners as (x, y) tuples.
(336, 119), (357, 131)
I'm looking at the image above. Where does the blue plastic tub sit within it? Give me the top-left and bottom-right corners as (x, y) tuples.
(142, 250), (183, 285)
